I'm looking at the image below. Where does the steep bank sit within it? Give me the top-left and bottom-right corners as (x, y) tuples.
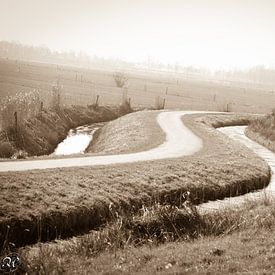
(0, 105), (132, 158)
(245, 109), (275, 153)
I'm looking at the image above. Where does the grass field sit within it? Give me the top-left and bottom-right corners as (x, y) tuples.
(0, 112), (270, 250)
(1, 58), (275, 118)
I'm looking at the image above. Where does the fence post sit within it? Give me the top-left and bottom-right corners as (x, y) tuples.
(14, 111), (18, 139)
(226, 103), (230, 112)
(128, 97), (131, 107)
(40, 102), (43, 118)
(95, 95), (99, 107)
(155, 96), (162, 109)
(162, 98), (166, 109)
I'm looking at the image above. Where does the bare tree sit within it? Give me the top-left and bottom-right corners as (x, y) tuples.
(113, 72), (128, 88)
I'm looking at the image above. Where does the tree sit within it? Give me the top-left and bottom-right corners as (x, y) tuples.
(113, 72), (128, 88)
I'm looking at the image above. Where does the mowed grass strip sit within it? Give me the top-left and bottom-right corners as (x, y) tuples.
(86, 110), (165, 155)
(0, 113), (270, 247)
(20, 196), (275, 274)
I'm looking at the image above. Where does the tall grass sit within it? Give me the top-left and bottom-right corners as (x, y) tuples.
(0, 90), (41, 130)
(20, 195), (275, 274)
(246, 109), (275, 152)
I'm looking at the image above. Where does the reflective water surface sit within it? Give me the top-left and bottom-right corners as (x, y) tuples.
(53, 125), (100, 156)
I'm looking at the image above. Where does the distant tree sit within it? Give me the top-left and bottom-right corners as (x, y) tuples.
(113, 72), (128, 88)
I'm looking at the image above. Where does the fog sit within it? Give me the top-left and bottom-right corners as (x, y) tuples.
(1, 0), (275, 70)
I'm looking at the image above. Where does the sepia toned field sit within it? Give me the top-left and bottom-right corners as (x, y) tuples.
(1, 57), (275, 119)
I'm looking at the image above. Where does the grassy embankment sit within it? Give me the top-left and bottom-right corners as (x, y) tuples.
(20, 196), (275, 274)
(246, 109), (275, 152)
(86, 110), (165, 155)
(0, 104), (131, 158)
(0, 111), (270, 250)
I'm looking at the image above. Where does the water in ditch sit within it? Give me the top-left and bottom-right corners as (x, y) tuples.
(53, 123), (103, 156)
(199, 125), (275, 212)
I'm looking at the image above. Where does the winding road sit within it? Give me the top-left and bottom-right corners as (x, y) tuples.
(199, 125), (275, 211)
(0, 111), (204, 172)
(0, 111), (274, 194)
(1, 110), (275, 210)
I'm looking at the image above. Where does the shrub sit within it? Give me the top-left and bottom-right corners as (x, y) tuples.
(0, 141), (16, 158)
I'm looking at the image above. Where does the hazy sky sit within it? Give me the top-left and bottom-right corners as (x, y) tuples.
(1, 0), (275, 70)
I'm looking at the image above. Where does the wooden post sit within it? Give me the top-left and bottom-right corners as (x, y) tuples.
(40, 102), (43, 118)
(155, 96), (160, 109)
(14, 111), (18, 139)
(162, 98), (166, 109)
(95, 95), (99, 107)
(128, 97), (131, 107)
(122, 88), (128, 105)
(57, 92), (60, 109)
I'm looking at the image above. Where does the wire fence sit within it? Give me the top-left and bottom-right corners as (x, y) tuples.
(0, 74), (271, 131)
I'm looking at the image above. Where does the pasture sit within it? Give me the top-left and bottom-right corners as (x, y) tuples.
(1, 58), (275, 120)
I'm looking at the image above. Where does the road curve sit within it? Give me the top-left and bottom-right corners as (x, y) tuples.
(199, 126), (275, 211)
(0, 111), (205, 172)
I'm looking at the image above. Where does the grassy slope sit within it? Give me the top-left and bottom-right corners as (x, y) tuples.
(0, 112), (270, 248)
(20, 197), (275, 274)
(0, 105), (131, 158)
(246, 109), (275, 152)
(86, 110), (164, 155)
